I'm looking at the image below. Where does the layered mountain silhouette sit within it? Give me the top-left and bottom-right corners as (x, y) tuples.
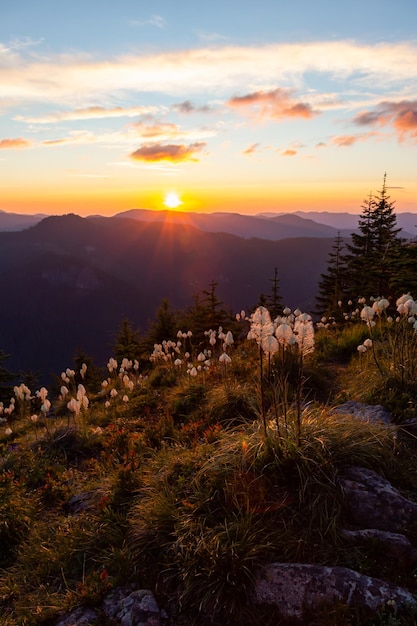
(0, 213), (335, 380)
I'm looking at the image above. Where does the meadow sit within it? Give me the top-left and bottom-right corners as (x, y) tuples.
(2, 295), (417, 624)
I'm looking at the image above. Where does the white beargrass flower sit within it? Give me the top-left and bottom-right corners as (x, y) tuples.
(189, 367), (198, 377)
(197, 352), (206, 362)
(122, 395), (129, 403)
(110, 388), (118, 398)
(219, 352), (232, 364)
(357, 345), (367, 353)
(5, 427), (12, 436)
(363, 338), (373, 348)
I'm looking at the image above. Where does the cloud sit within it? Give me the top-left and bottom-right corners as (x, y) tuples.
(242, 143), (260, 156)
(282, 149), (297, 156)
(131, 121), (216, 143)
(130, 15), (166, 29)
(132, 121), (181, 138)
(172, 100), (212, 114)
(3, 41), (417, 109)
(0, 137), (31, 149)
(16, 105), (160, 124)
(331, 132), (377, 147)
(130, 142), (206, 163)
(228, 88), (317, 121)
(354, 100), (417, 141)
(196, 31), (229, 43)
(332, 135), (358, 147)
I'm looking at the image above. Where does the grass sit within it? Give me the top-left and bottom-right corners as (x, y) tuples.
(2, 314), (417, 624)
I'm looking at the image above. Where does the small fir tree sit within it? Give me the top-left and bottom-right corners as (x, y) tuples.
(114, 318), (142, 362)
(315, 232), (348, 318)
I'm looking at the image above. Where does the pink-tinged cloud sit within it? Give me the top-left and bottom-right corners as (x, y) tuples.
(282, 149), (297, 156)
(130, 142), (206, 163)
(354, 100), (417, 141)
(0, 137), (31, 149)
(242, 143), (260, 156)
(228, 88), (317, 121)
(332, 135), (358, 147)
(132, 122), (181, 138)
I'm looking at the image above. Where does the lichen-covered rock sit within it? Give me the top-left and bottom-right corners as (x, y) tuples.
(332, 401), (393, 425)
(253, 563), (417, 621)
(339, 466), (417, 532)
(102, 586), (161, 626)
(55, 606), (98, 626)
(341, 528), (417, 566)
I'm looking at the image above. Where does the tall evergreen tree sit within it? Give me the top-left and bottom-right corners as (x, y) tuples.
(264, 267), (283, 318)
(315, 232), (348, 318)
(345, 174), (401, 300)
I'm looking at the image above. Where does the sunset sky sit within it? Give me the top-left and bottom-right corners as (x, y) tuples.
(1, 0), (417, 216)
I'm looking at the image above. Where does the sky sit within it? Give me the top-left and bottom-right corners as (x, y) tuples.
(1, 0), (417, 216)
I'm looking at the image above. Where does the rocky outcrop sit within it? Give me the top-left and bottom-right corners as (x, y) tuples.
(55, 586), (165, 626)
(253, 563), (417, 621)
(339, 465), (417, 532)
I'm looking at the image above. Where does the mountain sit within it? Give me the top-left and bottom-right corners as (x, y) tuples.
(115, 208), (340, 239)
(0, 214), (334, 380)
(0, 209), (47, 231)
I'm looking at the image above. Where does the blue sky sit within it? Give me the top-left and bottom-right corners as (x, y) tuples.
(1, 0), (417, 215)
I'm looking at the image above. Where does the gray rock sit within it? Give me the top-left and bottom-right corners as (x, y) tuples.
(339, 466), (417, 532)
(55, 606), (98, 626)
(341, 528), (417, 566)
(253, 563), (417, 621)
(332, 401), (392, 425)
(102, 586), (161, 625)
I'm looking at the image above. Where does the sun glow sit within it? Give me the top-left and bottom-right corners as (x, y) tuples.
(163, 192), (182, 209)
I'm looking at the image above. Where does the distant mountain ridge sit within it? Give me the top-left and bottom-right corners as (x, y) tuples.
(1, 207), (416, 240)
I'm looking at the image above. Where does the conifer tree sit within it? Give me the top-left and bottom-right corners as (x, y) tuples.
(147, 299), (177, 346)
(264, 267), (283, 318)
(114, 318), (141, 361)
(0, 349), (14, 403)
(344, 174), (401, 300)
(315, 232), (348, 318)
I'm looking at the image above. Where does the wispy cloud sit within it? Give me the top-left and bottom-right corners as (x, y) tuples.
(172, 100), (212, 114)
(228, 88), (318, 121)
(3, 41), (417, 108)
(0, 137), (31, 149)
(242, 143), (260, 156)
(354, 100), (417, 141)
(196, 31), (229, 43)
(130, 15), (166, 29)
(130, 142), (206, 163)
(331, 132), (377, 147)
(282, 149), (297, 156)
(15, 105), (160, 124)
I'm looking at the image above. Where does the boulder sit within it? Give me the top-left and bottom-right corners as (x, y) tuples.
(339, 466), (417, 532)
(253, 563), (417, 621)
(102, 586), (161, 626)
(55, 607), (98, 626)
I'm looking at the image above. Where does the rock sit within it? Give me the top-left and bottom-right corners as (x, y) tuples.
(341, 528), (417, 566)
(102, 585), (161, 625)
(64, 489), (107, 515)
(253, 563), (417, 622)
(55, 606), (98, 626)
(332, 401), (392, 425)
(339, 466), (417, 532)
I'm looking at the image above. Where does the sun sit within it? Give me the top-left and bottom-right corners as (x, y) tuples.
(163, 191), (182, 209)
